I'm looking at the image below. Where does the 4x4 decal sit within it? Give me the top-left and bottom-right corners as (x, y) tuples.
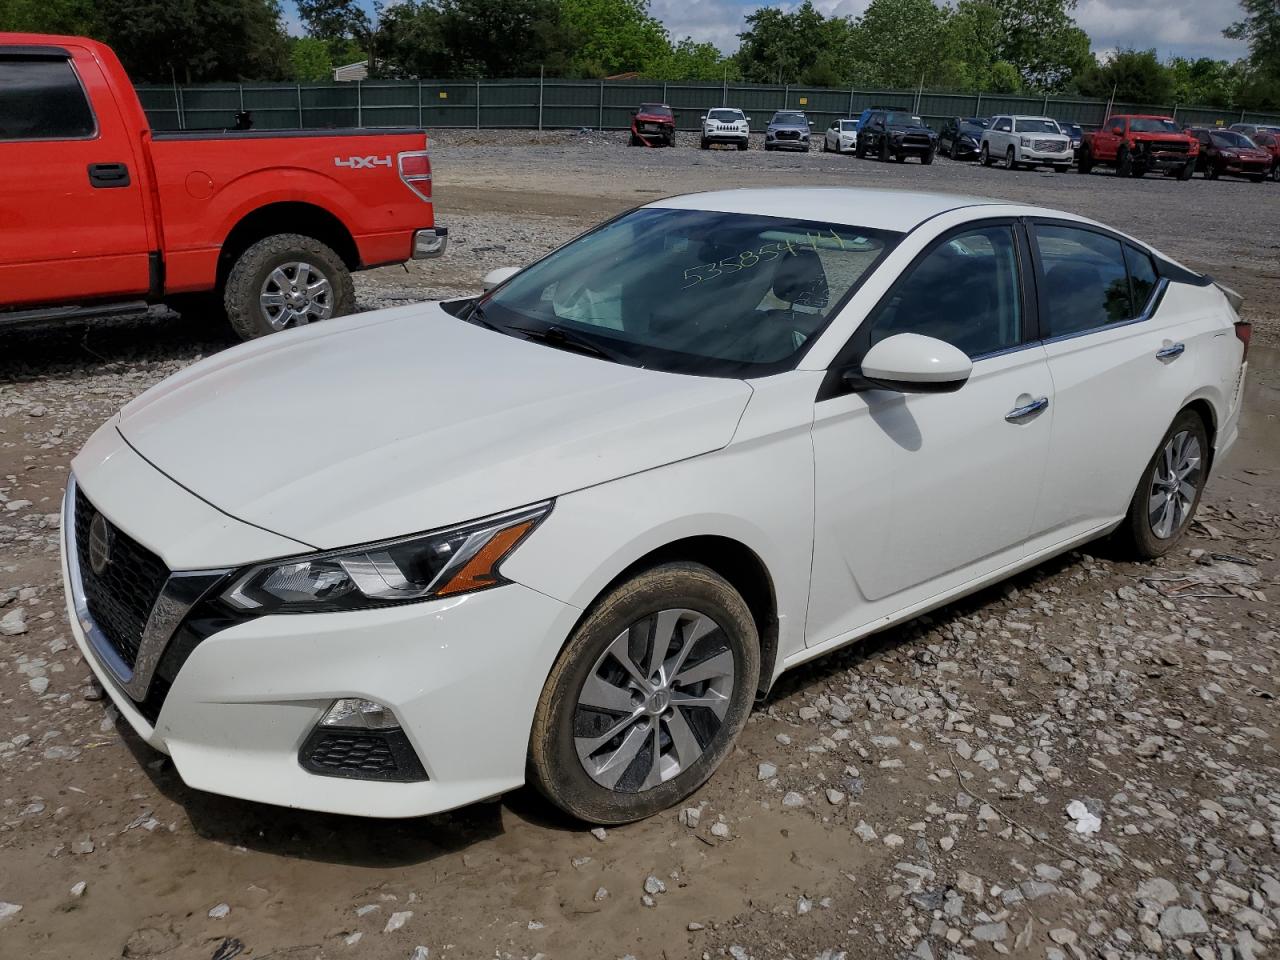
(334, 155), (392, 169)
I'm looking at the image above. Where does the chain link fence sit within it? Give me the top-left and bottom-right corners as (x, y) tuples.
(136, 78), (1280, 135)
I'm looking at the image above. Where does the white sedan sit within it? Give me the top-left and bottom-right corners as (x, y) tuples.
(63, 189), (1249, 824)
(823, 119), (858, 153)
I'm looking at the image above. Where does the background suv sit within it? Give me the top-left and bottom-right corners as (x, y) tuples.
(764, 111), (813, 151)
(981, 116), (1072, 171)
(700, 108), (750, 150)
(856, 110), (937, 163)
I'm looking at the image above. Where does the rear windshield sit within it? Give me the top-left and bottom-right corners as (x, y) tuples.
(707, 109), (742, 122)
(1014, 119), (1060, 134)
(1129, 118), (1181, 133)
(639, 103), (672, 117)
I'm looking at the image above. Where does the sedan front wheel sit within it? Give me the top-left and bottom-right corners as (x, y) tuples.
(528, 562), (760, 824)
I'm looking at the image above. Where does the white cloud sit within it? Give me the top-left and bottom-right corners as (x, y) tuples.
(646, 0), (1250, 62)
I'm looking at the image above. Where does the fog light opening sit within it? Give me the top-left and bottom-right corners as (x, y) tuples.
(320, 697), (401, 731)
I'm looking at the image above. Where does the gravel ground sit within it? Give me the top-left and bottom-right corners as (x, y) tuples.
(1, 131), (1279, 960)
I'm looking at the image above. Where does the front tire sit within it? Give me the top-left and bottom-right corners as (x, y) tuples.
(980, 143), (991, 166)
(922, 148), (934, 165)
(1112, 410), (1209, 560)
(737, 139), (748, 151)
(528, 562), (760, 824)
(1179, 160), (1195, 181)
(223, 233), (354, 341)
(1117, 147), (1133, 178)
(878, 138), (889, 162)
(1078, 144), (1094, 173)
(1005, 146), (1017, 170)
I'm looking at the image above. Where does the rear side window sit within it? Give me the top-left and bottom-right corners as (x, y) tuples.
(1034, 225), (1139, 337)
(0, 58), (95, 141)
(1124, 245), (1159, 314)
(866, 225), (1023, 359)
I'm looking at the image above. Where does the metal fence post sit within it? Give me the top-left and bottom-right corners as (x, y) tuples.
(238, 84), (244, 112)
(598, 81), (604, 129)
(1171, 102), (1178, 123)
(784, 84), (789, 109)
(296, 84), (303, 127)
(848, 87), (854, 117)
(538, 66), (544, 131)
(975, 92), (982, 116)
(722, 73), (728, 107)
(476, 80), (481, 129)
(662, 81), (668, 105)
(417, 82), (423, 127)
(357, 80), (363, 127)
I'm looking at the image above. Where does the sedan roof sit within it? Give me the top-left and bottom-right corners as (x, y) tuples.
(649, 188), (1008, 232)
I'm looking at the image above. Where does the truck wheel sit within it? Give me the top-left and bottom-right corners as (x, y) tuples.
(1206, 163), (1219, 180)
(737, 140), (748, 151)
(1178, 161), (1195, 181)
(700, 137), (709, 150)
(1078, 145), (1093, 173)
(878, 138), (889, 162)
(223, 233), (354, 340)
(855, 140), (866, 159)
(1116, 147), (1133, 178)
(1004, 146), (1017, 170)
(979, 143), (991, 166)
(921, 148), (934, 165)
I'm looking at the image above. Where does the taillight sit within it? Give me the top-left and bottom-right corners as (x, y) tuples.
(398, 151), (431, 202)
(1235, 320), (1252, 363)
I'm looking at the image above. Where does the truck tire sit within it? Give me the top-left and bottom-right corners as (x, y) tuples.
(223, 233), (354, 341)
(1179, 160), (1195, 181)
(1116, 147), (1133, 178)
(1078, 145), (1093, 173)
(980, 143), (991, 166)
(737, 140), (748, 151)
(878, 138), (889, 162)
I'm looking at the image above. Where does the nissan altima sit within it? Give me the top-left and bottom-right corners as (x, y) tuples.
(63, 188), (1250, 824)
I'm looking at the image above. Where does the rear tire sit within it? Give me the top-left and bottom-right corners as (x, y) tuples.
(527, 562), (761, 824)
(1271, 162), (1279, 181)
(223, 233), (354, 341)
(1111, 410), (1210, 560)
(1078, 145), (1093, 173)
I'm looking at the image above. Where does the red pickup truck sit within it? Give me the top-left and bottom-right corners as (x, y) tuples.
(1078, 114), (1198, 180)
(0, 34), (446, 339)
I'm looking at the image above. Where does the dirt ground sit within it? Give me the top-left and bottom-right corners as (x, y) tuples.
(1, 132), (1278, 960)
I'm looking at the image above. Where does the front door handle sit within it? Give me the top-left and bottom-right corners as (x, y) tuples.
(1156, 342), (1185, 361)
(1005, 396), (1049, 422)
(87, 163), (131, 188)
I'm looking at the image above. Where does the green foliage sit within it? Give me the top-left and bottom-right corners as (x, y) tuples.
(1225, 0), (1280, 75)
(0, 0), (100, 35)
(289, 36), (334, 81)
(295, 0), (369, 42)
(560, 0), (668, 76)
(1075, 48), (1173, 104)
(1166, 57), (1242, 108)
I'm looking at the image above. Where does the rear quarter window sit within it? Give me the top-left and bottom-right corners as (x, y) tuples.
(0, 58), (96, 141)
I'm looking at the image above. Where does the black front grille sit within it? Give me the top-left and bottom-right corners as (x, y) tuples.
(74, 488), (170, 669)
(299, 728), (429, 782)
(1149, 141), (1188, 154)
(903, 134), (933, 148)
(775, 130), (800, 140)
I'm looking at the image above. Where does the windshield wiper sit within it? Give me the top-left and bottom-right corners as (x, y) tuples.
(502, 323), (627, 362)
(465, 302), (501, 330)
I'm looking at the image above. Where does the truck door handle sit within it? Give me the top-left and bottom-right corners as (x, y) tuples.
(1156, 342), (1185, 361)
(1005, 396), (1049, 422)
(88, 163), (131, 188)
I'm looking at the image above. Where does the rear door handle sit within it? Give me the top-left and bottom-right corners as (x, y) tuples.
(1156, 342), (1185, 361)
(87, 163), (131, 188)
(1005, 396), (1049, 422)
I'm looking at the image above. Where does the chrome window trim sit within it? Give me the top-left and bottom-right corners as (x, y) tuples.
(64, 475), (229, 701)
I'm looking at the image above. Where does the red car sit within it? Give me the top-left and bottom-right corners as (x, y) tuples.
(630, 103), (676, 147)
(1079, 115), (1198, 179)
(1251, 131), (1280, 182)
(0, 33), (445, 339)
(1185, 127), (1273, 182)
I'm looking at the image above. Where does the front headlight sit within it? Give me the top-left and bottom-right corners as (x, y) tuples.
(1020, 136), (1031, 147)
(222, 501), (552, 613)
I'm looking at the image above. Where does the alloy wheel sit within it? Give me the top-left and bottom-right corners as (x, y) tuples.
(573, 609), (734, 792)
(260, 261), (334, 330)
(1148, 430), (1202, 539)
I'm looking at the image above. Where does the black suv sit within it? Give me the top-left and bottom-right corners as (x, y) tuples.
(856, 110), (938, 163)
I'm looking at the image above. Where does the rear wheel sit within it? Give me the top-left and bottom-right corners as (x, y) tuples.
(1112, 410), (1209, 560)
(223, 233), (354, 341)
(1271, 162), (1279, 181)
(528, 562), (760, 824)
(1078, 144), (1094, 173)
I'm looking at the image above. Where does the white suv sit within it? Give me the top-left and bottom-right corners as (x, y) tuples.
(981, 115), (1072, 171)
(700, 108), (750, 150)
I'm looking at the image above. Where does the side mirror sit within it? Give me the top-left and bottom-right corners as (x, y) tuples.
(808, 121), (814, 126)
(630, 109), (638, 116)
(482, 266), (520, 292)
(846, 334), (972, 393)
(700, 115), (707, 121)
(746, 117), (752, 122)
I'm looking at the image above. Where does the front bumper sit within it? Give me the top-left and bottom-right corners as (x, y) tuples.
(62, 461), (582, 818)
(412, 227), (448, 260)
(1018, 147), (1073, 164)
(767, 136), (809, 150)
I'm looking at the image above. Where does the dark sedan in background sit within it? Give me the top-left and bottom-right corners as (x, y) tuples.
(938, 116), (990, 159)
(1185, 127), (1273, 182)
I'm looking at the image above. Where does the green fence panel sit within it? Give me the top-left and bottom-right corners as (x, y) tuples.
(135, 80), (1280, 136)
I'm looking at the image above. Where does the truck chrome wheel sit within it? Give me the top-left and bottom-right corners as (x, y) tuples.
(1148, 430), (1202, 539)
(260, 262), (334, 329)
(574, 609), (733, 792)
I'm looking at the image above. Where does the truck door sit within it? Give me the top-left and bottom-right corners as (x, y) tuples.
(0, 44), (152, 308)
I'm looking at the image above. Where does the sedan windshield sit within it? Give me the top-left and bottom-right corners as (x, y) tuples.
(1128, 118), (1180, 133)
(772, 112), (807, 125)
(707, 109), (743, 122)
(1014, 119), (1059, 134)
(472, 207), (900, 377)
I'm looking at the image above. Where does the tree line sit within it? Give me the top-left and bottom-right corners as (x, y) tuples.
(2, 0), (1278, 110)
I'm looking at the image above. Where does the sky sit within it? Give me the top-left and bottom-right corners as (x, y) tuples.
(290, 0), (1251, 64)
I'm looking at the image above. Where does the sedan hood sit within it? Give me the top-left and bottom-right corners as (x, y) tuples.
(117, 304), (753, 552)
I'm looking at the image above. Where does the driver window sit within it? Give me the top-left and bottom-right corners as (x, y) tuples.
(864, 226), (1023, 359)
(1109, 119), (1125, 135)
(995, 118), (1012, 132)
